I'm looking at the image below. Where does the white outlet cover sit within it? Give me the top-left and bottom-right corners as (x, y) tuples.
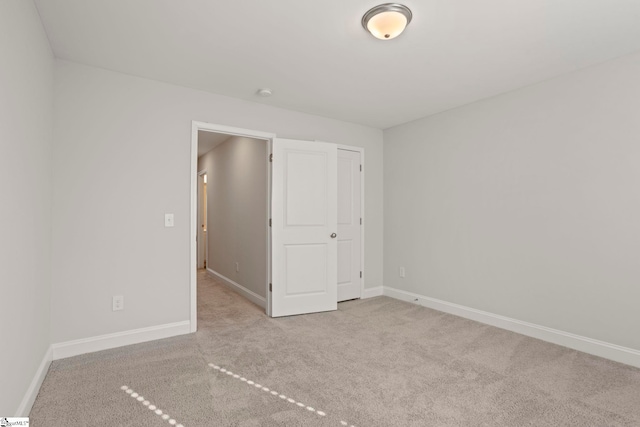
(165, 213), (174, 227)
(112, 295), (124, 311)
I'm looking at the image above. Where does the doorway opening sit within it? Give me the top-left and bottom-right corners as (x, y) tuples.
(197, 171), (208, 270)
(190, 122), (275, 332)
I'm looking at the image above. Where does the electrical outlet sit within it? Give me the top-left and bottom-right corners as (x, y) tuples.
(112, 295), (124, 311)
(235, 262), (239, 272)
(399, 266), (406, 278)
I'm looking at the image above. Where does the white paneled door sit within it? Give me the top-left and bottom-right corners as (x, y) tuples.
(271, 139), (338, 317)
(337, 149), (362, 302)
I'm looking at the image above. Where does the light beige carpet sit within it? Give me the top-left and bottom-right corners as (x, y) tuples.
(30, 270), (640, 426)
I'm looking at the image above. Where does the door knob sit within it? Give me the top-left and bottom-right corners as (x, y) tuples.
(330, 233), (337, 238)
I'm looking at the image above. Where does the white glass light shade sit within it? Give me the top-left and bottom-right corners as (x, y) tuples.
(367, 11), (407, 39)
(362, 4), (412, 40)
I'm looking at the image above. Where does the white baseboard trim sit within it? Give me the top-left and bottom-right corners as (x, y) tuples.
(16, 345), (53, 416)
(207, 268), (266, 309)
(362, 286), (384, 299)
(52, 321), (191, 360)
(383, 286), (640, 369)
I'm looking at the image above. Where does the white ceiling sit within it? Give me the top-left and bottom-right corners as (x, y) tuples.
(198, 131), (230, 157)
(35, 0), (640, 129)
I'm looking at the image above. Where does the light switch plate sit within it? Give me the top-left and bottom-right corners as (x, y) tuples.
(165, 213), (174, 227)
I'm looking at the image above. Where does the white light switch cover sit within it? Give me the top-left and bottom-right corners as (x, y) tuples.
(165, 213), (174, 227)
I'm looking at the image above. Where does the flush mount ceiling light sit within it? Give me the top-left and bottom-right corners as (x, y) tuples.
(362, 3), (412, 40)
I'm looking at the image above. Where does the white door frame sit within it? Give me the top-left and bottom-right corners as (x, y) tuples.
(197, 169), (208, 269)
(190, 121), (275, 332)
(336, 144), (366, 297)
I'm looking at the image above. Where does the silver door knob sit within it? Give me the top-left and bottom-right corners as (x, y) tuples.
(330, 233), (337, 238)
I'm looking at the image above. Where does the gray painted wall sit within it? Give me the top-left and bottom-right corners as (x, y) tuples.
(51, 60), (384, 343)
(0, 0), (54, 415)
(198, 136), (268, 299)
(384, 51), (640, 350)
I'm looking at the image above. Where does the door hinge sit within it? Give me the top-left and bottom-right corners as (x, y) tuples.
(269, 283), (272, 292)
(360, 164), (362, 172)
(269, 153), (273, 162)
(360, 271), (363, 278)
(360, 217), (362, 225)
(269, 218), (272, 227)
